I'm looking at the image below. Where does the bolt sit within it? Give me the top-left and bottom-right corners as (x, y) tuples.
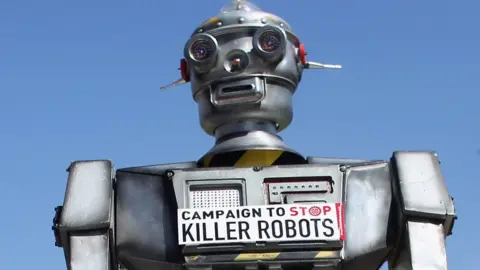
(253, 166), (262, 172)
(339, 165), (347, 172)
(433, 152), (441, 164)
(165, 171), (174, 178)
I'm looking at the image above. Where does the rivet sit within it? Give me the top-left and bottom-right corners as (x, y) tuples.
(280, 23), (284, 27)
(198, 28), (203, 33)
(217, 21), (223, 26)
(261, 18), (267, 23)
(238, 17), (245, 23)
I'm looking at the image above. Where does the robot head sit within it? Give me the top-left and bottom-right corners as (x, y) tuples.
(161, 0), (341, 136)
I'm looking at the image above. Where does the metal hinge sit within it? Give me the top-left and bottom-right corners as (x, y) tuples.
(52, 206), (63, 247)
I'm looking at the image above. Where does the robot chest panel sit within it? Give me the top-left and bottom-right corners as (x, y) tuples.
(114, 161), (393, 269)
(171, 161), (393, 260)
(171, 164), (346, 247)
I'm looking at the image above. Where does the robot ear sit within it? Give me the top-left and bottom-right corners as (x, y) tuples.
(159, 78), (187, 91)
(298, 43), (342, 70)
(159, 59), (190, 91)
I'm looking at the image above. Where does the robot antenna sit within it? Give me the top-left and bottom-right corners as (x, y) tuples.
(159, 59), (189, 90)
(159, 78), (187, 91)
(304, 61), (342, 69)
(299, 43), (342, 70)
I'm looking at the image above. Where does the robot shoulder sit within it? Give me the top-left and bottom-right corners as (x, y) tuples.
(60, 160), (114, 230)
(390, 151), (456, 235)
(53, 160), (114, 249)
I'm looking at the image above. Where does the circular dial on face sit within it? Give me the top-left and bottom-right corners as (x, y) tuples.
(224, 50), (249, 73)
(190, 39), (215, 61)
(258, 30), (282, 53)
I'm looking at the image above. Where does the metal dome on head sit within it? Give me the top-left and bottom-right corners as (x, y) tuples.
(191, 0), (294, 36)
(160, 0), (342, 166)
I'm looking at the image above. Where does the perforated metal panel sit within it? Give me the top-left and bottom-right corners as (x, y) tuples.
(190, 188), (241, 208)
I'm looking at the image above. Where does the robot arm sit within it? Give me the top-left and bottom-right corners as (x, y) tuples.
(389, 151), (456, 270)
(52, 160), (115, 270)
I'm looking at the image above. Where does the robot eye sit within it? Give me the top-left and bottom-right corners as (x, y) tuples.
(190, 39), (215, 61)
(252, 25), (286, 61)
(258, 30), (282, 53)
(185, 33), (219, 73)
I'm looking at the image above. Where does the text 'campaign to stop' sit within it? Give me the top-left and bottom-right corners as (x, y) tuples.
(177, 203), (345, 245)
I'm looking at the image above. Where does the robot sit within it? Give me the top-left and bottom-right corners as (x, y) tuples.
(51, 1), (456, 269)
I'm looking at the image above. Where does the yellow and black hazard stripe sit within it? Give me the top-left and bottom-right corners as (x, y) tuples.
(198, 149), (306, 168)
(185, 250), (341, 264)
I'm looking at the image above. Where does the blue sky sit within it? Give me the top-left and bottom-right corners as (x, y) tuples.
(0, 0), (478, 269)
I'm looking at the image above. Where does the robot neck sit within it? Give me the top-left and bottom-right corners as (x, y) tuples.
(197, 120), (306, 167)
(214, 120), (277, 141)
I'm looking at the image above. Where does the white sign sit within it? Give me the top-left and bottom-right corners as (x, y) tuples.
(177, 203), (345, 245)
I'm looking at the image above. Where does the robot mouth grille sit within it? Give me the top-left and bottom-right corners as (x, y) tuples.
(190, 189), (241, 208)
(221, 84), (254, 93)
